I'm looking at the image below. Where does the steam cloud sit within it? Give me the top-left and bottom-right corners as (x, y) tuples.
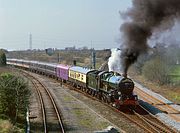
(108, 48), (122, 72)
(120, 0), (180, 75)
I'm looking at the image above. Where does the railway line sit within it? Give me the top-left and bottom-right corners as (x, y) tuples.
(106, 103), (176, 133)
(22, 69), (178, 133)
(23, 71), (65, 133)
(58, 79), (177, 133)
(19, 68), (176, 132)
(132, 105), (177, 133)
(134, 86), (180, 122)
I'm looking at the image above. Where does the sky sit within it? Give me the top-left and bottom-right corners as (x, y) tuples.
(0, 0), (132, 50)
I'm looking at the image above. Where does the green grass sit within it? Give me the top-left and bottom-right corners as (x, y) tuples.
(72, 108), (110, 129)
(170, 65), (180, 75)
(78, 114), (110, 129)
(73, 109), (85, 116)
(63, 95), (74, 102)
(169, 65), (180, 85)
(169, 92), (180, 103)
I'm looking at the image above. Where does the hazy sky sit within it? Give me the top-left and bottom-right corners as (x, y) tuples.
(0, 0), (132, 50)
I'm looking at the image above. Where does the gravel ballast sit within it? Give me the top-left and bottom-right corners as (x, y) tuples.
(135, 82), (180, 131)
(38, 75), (144, 133)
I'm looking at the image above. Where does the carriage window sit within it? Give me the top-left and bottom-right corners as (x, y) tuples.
(70, 73), (72, 77)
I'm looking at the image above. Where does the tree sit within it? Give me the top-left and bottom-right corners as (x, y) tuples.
(133, 53), (151, 74)
(142, 57), (170, 85)
(0, 73), (30, 124)
(0, 50), (6, 66)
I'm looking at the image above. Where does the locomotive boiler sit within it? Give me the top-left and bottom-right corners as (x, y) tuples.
(87, 70), (138, 107)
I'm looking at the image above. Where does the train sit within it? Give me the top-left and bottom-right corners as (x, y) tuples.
(7, 58), (138, 108)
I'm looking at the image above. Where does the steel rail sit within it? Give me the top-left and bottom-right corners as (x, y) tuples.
(138, 104), (177, 133)
(23, 71), (65, 133)
(21, 68), (177, 133)
(32, 80), (47, 133)
(64, 84), (157, 133)
(22, 72), (47, 133)
(38, 79), (65, 133)
(135, 87), (180, 122)
(64, 82), (177, 133)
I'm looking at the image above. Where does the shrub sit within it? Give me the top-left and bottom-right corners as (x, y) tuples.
(0, 50), (6, 66)
(0, 73), (30, 124)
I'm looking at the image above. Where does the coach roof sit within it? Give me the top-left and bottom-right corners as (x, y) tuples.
(56, 64), (70, 69)
(69, 66), (92, 74)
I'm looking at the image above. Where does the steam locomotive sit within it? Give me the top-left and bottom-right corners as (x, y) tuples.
(86, 70), (138, 107)
(7, 58), (138, 108)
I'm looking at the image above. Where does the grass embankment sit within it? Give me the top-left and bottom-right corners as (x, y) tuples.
(129, 66), (180, 103)
(170, 65), (180, 85)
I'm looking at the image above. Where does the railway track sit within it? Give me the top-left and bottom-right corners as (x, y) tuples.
(134, 86), (180, 122)
(23, 71), (65, 133)
(132, 105), (177, 133)
(20, 69), (178, 132)
(62, 82), (177, 133)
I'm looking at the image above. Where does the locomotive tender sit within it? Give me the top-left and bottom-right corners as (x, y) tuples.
(7, 58), (138, 108)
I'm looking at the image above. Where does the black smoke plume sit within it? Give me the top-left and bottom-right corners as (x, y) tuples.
(120, 0), (180, 75)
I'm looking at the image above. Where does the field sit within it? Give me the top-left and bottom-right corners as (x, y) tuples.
(170, 65), (180, 85)
(129, 67), (180, 103)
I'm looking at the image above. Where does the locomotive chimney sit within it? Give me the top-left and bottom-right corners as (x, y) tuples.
(122, 73), (127, 78)
(73, 60), (76, 66)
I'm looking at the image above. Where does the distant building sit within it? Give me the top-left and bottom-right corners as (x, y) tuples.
(65, 46), (76, 51)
